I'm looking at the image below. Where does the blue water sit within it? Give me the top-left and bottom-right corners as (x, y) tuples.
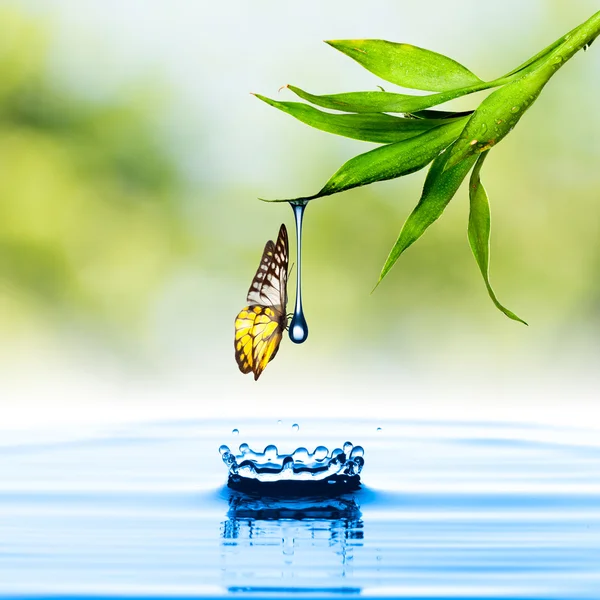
(1, 418), (600, 598)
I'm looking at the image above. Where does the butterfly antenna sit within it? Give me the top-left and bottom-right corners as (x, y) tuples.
(288, 262), (295, 277)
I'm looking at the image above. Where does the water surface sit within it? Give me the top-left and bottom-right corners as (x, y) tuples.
(1, 418), (599, 598)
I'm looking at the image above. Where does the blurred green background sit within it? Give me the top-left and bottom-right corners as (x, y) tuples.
(0, 1), (599, 426)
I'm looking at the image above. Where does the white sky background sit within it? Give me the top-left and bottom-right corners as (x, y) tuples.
(3, 0), (600, 432)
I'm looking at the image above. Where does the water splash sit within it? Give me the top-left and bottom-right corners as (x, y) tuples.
(218, 440), (365, 493)
(288, 201), (308, 343)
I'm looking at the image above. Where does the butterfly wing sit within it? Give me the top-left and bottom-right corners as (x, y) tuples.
(234, 224), (289, 380)
(246, 224), (288, 311)
(250, 305), (284, 380)
(234, 307), (257, 374)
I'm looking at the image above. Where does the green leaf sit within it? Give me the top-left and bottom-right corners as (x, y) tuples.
(286, 82), (494, 114)
(326, 39), (483, 92)
(468, 152), (527, 324)
(262, 119), (466, 203)
(254, 94), (469, 144)
(378, 147), (477, 283)
(444, 66), (552, 170)
(502, 19), (587, 79)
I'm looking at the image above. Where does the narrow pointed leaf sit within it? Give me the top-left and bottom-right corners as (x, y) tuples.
(378, 148), (477, 283)
(502, 19), (587, 79)
(287, 82), (494, 114)
(444, 66), (552, 170)
(468, 153), (527, 324)
(326, 39), (483, 92)
(262, 119), (466, 203)
(255, 94), (468, 144)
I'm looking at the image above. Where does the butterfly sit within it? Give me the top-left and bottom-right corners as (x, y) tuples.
(234, 224), (289, 380)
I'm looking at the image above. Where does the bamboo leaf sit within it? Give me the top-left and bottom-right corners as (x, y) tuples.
(286, 82), (494, 114)
(468, 153), (527, 324)
(444, 66), (552, 170)
(378, 148), (477, 283)
(326, 39), (483, 92)
(262, 119), (466, 203)
(254, 94), (468, 144)
(502, 19), (587, 79)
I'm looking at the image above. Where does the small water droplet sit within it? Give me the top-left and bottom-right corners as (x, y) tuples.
(264, 444), (278, 460)
(469, 139), (478, 146)
(313, 445), (328, 461)
(232, 428), (239, 435)
(219, 444), (230, 456)
(239, 443), (250, 454)
(331, 448), (344, 459)
(276, 419), (282, 426)
(480, 123), (487, 133)
(350, 445), (364, 459)
(292, 423), (299, 432)
(511, 106), (520, 113)
(376, 427), (382, 432)
(496, 119), (504, 125)
(293, 447), (309, 463)
(289, 201), (309, 344)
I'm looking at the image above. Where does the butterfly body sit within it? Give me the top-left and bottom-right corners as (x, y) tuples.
(234, 225), (289, 380)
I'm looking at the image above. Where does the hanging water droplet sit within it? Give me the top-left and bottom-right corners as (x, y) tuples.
(288, 201), (309, 344)
(232, 428), (239, 435)
(239, 443), (250, 454)
(343, 441), (354, 455)
(292, 423), (299, 432)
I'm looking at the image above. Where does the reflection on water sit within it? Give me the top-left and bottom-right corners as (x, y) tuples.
(221, 491), (363, 594)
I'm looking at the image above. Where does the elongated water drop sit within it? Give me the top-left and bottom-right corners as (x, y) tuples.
(289, 201), (308, 343)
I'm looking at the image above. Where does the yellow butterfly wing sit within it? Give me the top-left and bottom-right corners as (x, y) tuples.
(251, 306), (284, 381)
(234, 225), (289, 380)
(234, 307), (257, 374)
